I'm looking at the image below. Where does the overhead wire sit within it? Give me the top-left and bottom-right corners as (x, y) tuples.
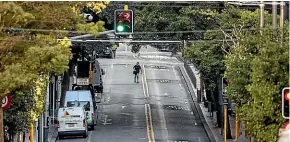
(2, 27), (271, 35)
(106, 3), (275, 10)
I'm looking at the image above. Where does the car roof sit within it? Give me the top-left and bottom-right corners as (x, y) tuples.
(65, 90), (92, 101)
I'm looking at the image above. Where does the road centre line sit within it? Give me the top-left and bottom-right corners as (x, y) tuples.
(145, 104), (152, 142)
(145, 104), (155, 142)
(142, 64), (155, 142)
(148, 104), (155, 142)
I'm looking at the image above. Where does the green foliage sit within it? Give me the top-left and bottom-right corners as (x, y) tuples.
(0, 2), (109, 137)
(184, 41), (225, 90)
(76, 21), (105, 36)
(0, 2), (34, 29)
(4, 90), (35, 134)
(238, 28), (289, 142)
(182, 4), (288, 140)
(134, 2), (221, 50)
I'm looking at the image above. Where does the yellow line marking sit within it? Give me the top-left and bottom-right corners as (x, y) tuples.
(148, 104), (155, 142)
(142, 64), (155, 142)
(145, 104), (152, 142)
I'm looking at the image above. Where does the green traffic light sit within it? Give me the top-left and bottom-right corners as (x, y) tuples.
(117, 25), (125, 32)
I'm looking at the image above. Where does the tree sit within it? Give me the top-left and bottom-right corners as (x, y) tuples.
(0, 2), (110, 141)
(236, 27), (288, 142)
(3, 90), (35, 141)
(183, 6), (274, 138)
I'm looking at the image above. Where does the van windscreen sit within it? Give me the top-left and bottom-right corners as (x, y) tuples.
(67, 101), (90, 111)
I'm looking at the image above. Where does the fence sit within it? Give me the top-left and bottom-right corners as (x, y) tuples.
(176, 55), (197, 89)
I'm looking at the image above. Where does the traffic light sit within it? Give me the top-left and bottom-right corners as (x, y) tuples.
(282, 87), (290, 118)
(114, 10), (134, 35)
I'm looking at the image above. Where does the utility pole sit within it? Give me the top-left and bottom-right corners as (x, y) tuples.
(280, 1), (285, 47)
(260, 0), (264, 28)
(272, 1), (278, 37)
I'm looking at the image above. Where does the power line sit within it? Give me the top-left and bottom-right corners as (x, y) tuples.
(2, 27), (267, 36)
(107, 4), (274, 10)
(0, 38), (234, 43)
(2, 27), (90, 34)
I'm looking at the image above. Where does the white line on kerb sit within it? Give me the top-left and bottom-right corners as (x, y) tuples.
(182, 66), (197, 98)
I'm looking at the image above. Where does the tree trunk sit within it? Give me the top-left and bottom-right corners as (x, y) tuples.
(0, 97), (4, 142)
(16, 132), (21, 142)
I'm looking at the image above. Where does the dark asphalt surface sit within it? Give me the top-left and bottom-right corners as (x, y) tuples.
(57, 49), (211, 142)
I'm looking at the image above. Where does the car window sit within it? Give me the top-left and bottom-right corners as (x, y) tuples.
(67, 101), (90, 111)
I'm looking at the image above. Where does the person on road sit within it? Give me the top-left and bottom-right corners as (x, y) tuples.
(112, 44), (118, 59)
(133, 62), (142, 83)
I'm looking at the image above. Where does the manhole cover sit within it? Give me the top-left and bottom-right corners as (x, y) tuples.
(150, 65), (167, 69)
(164, 105), (183, 110)
(157, 79), (172, 83)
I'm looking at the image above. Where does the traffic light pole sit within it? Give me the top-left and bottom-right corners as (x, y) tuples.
(224, 105), (227, 142)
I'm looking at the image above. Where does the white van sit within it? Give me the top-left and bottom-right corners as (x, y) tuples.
(57, 107), (88, 139)
(64, 90), (97, 130)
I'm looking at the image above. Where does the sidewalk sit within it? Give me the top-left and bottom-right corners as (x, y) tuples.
(47, 126), (58, 142)
(176, 54), (249, 142)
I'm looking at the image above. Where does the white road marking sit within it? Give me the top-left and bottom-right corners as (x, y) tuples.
(143, 64), (149, 97)
(182, 66), (197, 97)
(174, 57), (179, 62)
(102, 115), (112, 125)
(111, 64), (114, 68)
(103, 68), (107, 82)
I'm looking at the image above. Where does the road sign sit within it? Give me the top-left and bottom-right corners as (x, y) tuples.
(2, 95), (11, 110)
(279, 122), (290, 136)
(284, 121), (290, 129)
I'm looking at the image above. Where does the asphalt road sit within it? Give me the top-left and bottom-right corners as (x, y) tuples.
(57, 50), (211, 142)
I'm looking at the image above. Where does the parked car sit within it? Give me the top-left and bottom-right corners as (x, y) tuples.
(63, 90), (97, 130)
(57, 107), (88, 139)
(102, 47), (112, 58)
(92, 60), (105, 93)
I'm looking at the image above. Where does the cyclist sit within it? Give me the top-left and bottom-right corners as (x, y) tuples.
(133, 62), (142, 83)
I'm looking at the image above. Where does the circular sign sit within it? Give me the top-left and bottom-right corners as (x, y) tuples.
(284, 121), (290, 129)
(2, 95), (11, 110)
